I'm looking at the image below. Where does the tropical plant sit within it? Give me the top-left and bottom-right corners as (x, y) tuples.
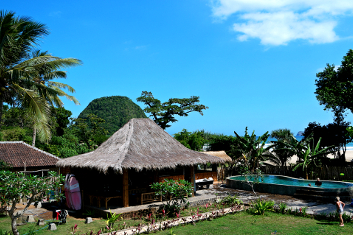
(230, 128), (273, 196)
(292, 137), (333, 179)
(304, 119), (351, 163)
(232, 127), (272, 172)
(279, 202), (287, 214)
(220, 194), (243, 206)
(0, 10), (48, 128)
(150, 179), (193, 216)
(268, 129), (295, 167)
(137, 91), (208, 129)
(106, 209), (122, 228)
(0, 11), (81, 145)
(23, 50), (81, 146)
(249, 199), (274, 215)
(0, 170), (65, 235)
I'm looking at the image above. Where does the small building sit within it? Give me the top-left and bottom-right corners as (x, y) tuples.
(0, 141), (60, 175)
(57, 118), (225, 208)
(203, 151), (232, 181)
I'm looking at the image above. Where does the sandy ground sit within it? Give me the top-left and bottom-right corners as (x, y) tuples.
(286, 150), (353, 164)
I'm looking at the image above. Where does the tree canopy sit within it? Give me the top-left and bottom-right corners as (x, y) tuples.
(315, 49), (353, 114)
(303, 121), (351, 163)
(0, 170), (64, 235)
(137, 91), (208, 129)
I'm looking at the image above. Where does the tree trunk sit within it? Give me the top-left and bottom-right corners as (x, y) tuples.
(11, 216), (20, 235)
(32, 127), (36, 147)
(0, 98), (3, 129)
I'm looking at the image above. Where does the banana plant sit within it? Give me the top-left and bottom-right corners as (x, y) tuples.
(292, 137), (333, 179)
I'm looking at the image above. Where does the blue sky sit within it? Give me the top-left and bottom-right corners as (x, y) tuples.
(5, 0), (353, 136)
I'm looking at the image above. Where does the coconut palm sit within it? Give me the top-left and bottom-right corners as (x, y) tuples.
(0, 11), (81, 145)
(268, 129), (296, 167)
(21, 50), (81, 145)
(0, 11), (46, 116)
(0, 10), (49, 127)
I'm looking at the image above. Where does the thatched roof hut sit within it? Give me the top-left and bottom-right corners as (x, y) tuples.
(57, 118), (225, 174)
(203, 151), (233, 162)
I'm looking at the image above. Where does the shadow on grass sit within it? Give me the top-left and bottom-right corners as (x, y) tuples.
(316, 222), (337, 225)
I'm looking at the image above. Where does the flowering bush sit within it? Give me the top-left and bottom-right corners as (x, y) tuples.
(150, 179), (193, 216)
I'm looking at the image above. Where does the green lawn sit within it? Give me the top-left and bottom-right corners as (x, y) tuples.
(156, 212), (353, 235)
(0, 215), (107, 235)
(1, 210), (352, 235)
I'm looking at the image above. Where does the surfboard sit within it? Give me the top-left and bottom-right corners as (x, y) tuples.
(64, 174), (82, 210)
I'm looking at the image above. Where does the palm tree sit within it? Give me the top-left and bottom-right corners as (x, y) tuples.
(0, 11), (81, 145)
(20, 50), (81, 145)
(0, 10), (48, 125)
(268, 129), (296, 167)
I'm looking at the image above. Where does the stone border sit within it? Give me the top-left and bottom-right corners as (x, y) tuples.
(102, 205), (244, 235)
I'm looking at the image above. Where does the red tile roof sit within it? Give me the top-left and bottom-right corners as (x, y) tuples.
(0, 141), (59, 168)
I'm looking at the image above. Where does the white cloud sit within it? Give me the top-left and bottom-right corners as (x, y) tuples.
(211, 0), (353, 45)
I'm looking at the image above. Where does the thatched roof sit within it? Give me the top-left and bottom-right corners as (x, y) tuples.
(56, 118), (225, 174)
(203, 151), (233, 162)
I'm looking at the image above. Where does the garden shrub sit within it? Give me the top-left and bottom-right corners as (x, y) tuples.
(220, 194), (243, 207)
(151, 179), (193, 216)
(248, 199), (274, 215)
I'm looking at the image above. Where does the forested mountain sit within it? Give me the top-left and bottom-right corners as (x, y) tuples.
(78, 96), (147, 135)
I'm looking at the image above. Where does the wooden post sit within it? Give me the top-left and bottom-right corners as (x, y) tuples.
(190, 166), (195, 196)
(123, 169), (129, 207)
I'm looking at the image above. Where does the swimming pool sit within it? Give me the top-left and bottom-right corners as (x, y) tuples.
(226, 175), (353, 201)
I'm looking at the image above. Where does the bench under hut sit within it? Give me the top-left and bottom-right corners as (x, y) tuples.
(56, 118), (225, 208)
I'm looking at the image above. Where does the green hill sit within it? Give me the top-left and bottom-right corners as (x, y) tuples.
(78, 96), (147, 135)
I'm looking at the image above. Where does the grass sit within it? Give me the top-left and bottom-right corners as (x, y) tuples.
(1, 209), (352, 235)
(0, 215), (107, 235)
(155, 211), (353, 235)
(1, 195), (351, 235)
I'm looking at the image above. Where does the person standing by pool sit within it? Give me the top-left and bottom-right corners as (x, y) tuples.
(336, 196), (345, 226)
(315, 178), (322, 186)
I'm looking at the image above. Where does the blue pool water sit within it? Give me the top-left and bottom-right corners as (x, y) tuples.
(230, 175), (353, 189)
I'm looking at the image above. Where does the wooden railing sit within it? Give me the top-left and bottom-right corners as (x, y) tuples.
(141, 192), (162, 205)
